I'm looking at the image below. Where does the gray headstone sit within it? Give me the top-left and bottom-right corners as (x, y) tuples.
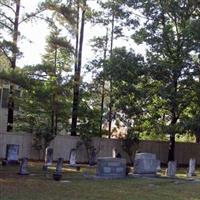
(53, 158), (63, 181)
(188, 158), (196, 177)
(19, 158), (29, 175)
(6, 144), (19, 162)
(134, 153), (157, 174)
(96, 157), (127, 178)
(69, 149), (77, 166)
(135, 153), (156, 160)
(55, 158), (63, 175)
(166, 161), (176, 177)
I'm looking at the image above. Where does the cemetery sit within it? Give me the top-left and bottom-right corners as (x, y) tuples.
(0, 0), (200, 199)
(1, 133), (200, 200)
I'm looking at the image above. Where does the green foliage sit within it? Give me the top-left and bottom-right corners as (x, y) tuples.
(13, 64), (72, 150)
(132, 0), (199, 132)
(1, 0), (200, 146)
(130, 0), (200, 160)
(104, 47), (147, 133)
(122, 131), (139, 164)
(77, 82), (103, 137)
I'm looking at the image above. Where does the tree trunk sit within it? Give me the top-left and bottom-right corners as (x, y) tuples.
(99, 81), (105, 136)
(168, 134), (175, 161)
(195, 134), (200, 143)
(51, 109), (55, 135)
(51, 45), (57, 136)
(99, 28), (108, 136)
(168, 116), (177, 162)
(108, 11), (115, 138)
(71, 0), (86, 136)
(7, 0), (20, 132)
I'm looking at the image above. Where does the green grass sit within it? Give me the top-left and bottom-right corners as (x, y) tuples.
(1, 162), (200, 200)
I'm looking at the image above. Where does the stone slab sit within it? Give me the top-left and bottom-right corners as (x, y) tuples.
(97, 157), (127, 178)
(134, 153), (157, 174)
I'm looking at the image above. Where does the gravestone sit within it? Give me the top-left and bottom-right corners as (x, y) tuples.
(187, 158), (196, 177)
(53, 158), (63, 181)
(112, 149), (121, 159)
(156, 160), (161, 172)
(2, 144), (20, 165)
(112, 148), (117, 158)
(43, 147), (53, 170)
(69, 149), (77, 166)
(134, 153), (157, 175)
(96, 157), (127, 178)
(18, 158), (29, 175)
(166, 161), (176, 177)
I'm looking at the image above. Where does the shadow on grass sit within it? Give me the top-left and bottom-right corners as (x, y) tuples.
(1, 162), (200, 200)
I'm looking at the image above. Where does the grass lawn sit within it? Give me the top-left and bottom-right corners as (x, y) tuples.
(1, 162), (200, 200)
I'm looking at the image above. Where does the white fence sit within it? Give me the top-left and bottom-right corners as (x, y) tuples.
(1, 133), (200, 165)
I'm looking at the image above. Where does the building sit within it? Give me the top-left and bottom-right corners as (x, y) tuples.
(0, 80), (20, 133)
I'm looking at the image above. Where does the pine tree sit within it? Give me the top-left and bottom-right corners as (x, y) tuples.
(0, 0), (44, 131)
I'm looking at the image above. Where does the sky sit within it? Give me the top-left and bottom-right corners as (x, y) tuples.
(17, 1), (147, 71)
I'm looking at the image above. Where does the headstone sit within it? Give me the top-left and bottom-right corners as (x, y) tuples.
(134, 153), (157, 175)
(43, 147), (53, 170)
(166, 161), (176, 177)
(2, 144), (20, 165)
(112, 148), (117, 158)
(156, 160), (161, 172)
(96, 157), (127, 178)
(187, 158), (196, 177)
(53, 158), (63, 181)
(18, 158), (29, 175)
(69, 149), (77, 166)
(112, 149), (121, 159)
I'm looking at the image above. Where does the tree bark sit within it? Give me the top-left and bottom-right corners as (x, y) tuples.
(99, 28), (108, 136)
(7, 0), (20, 132)
(108, 11), (115, 138)
(195, 134), (200, 143)
(71, 0), (86, 136)
(168, 115), (177, 162)
(168, 134), (175, 161)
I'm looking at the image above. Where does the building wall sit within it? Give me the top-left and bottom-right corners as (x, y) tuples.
(0, 108), (7, 133)
(1, 133), (200, 166)
(0, 80), (19, 133)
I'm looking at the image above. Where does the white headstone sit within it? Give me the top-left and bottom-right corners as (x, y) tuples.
(6, 144), (19, 161)
(69, 149), (77, 166)
(187, 158), (196, 177)
(112, 148), (117, 158)
(44, 147), (53, 166)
